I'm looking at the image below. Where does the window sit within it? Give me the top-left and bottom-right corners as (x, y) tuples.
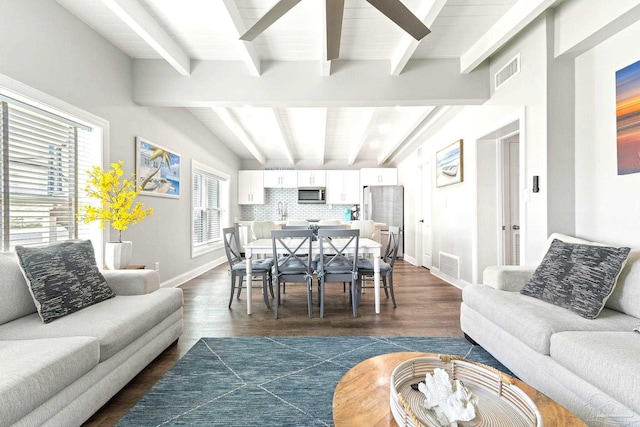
(0, 95), (100, 251)
(192, 160), (229, 257)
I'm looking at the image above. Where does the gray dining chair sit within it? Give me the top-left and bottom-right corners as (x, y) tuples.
(223, 226), (273, 309)
(357, 226), (400, 307)
(316, 228), (360, 318)
(271, 229), (316, 318)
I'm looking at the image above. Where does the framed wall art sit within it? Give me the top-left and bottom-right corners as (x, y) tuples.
(436, 139), (463, 187)
(616, 59), (640, 175)
(136, 137), (181, 198)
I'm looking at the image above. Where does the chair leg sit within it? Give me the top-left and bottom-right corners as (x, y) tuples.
(228, 274), (236, 309)
(383, 276), (390, 298)
(274, 279), (280, 319)
(319, 279), (325, 318)
(236, 276), (243, 300)
(388, 273), (397, 308)
(351, 278), (358, 317)
(262, 274), (270, 308)
(268, 272), (275, 298)
(306, 277), (313, 318)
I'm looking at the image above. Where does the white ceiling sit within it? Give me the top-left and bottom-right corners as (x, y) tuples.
(56, 0), (527, 167)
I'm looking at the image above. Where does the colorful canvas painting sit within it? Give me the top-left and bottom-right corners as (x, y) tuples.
(616, 59), (640, 175)
(136, 137), (181, 198)
(436, 139), (463, 187)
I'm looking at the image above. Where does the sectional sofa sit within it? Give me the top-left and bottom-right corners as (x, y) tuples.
(461, 233), (640, 426)
(0, 249), (183, 427)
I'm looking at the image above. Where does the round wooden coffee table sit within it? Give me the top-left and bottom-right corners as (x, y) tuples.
(333, 352), (586, 427)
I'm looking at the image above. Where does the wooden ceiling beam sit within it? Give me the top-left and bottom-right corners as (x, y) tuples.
(212, 107), (266, 164)
(221, 0), (261, 76)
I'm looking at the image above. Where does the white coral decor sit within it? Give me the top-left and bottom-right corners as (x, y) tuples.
(418, 368), (478, 427)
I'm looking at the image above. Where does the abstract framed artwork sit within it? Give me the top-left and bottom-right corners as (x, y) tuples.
(616, 59), (640, 175)
(436, 139), (463, 187)
(135, 137), (181, 198)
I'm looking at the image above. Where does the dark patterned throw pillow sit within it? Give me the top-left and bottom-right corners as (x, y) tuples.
(15, 240), (115, 323)
(521, 239), (630, 319)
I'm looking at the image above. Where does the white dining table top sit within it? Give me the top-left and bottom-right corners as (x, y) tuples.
(244, 237), (381, 252)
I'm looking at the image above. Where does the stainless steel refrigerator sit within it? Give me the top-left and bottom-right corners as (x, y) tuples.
(362, 185), (404, 258)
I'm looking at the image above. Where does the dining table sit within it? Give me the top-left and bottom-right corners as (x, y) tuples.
(243, 237), (382, 315)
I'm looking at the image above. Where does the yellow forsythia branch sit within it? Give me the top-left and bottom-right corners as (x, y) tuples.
(77, 161), (153, 240)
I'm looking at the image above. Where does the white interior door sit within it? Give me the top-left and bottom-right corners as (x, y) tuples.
(421, 163), (432, 269)
(501, 136), (520, 265)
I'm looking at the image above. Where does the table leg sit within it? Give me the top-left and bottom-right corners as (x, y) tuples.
(374, 256), (380, 314)
(246, 249), (253, 315)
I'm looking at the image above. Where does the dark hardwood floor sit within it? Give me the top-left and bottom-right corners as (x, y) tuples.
(83, 259), (463, 426)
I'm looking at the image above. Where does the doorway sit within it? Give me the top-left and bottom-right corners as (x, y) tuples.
(419, 161), (432, 269)
(475, 116), (524, 281)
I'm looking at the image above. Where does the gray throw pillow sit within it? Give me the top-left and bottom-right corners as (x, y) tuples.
(15, 240), (115, 323)
(521, 239), (630, 319)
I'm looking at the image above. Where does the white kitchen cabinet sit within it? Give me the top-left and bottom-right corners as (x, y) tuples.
(326, 170), (360, 204)
(238, 170), (264, 204)
(360, 168), (398, 186)
(263, 170), (297, 188)
(297, 170), (326, 187)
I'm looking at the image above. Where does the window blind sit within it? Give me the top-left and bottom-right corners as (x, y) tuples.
(0, 100), (93, 250)
(192, 166), (224, 247)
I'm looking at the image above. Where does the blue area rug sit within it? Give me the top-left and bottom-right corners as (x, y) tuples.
(117, 336), (510, 427)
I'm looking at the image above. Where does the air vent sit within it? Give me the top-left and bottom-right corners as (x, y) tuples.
(495, 54), (520, 90)
(439, 252), (460, 279)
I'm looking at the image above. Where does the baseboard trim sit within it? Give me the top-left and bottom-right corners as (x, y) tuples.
(403, 254), (418, 266)
(430, 267), (471, 290)
(160, 256), (227, 288)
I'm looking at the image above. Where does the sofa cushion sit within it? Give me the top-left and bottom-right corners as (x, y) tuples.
(521, 239), (630, 319)
(463, 284), (639, 355)
(606, 249), (640, 318)
(15, 240), (115, 323)
(0, 337), (100, 426)
(550, 331), (640, 413)
(0, 252), (37, 324)
(0, 288), (183, 362)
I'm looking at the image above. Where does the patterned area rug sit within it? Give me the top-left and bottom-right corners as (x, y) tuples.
(117, 336), (511, 427)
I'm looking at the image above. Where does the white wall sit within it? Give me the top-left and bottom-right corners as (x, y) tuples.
(400, 2), (640, 287)
(0, 0), (241, 284)
(574, 19), (640, 246)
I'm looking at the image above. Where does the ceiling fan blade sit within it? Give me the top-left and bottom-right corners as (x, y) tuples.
(365, 0), (431, 41)
(326, 0), (345, 60)
(240, 0), (302, 41)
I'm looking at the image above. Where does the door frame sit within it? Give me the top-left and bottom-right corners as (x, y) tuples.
(471, 108), (527, 284)
(414, 154), (432, 269)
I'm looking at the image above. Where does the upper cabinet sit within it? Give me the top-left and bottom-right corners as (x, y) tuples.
(360, 168), (398, 186)
(326, 170), (360, 205)
(238, 170), (264, 204)
(263, 170), (297, 188)
(297, 170), (326, 187)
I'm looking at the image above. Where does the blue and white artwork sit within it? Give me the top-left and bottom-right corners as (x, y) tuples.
(136, 137), (181, 198)
(436, 139), (463, 187)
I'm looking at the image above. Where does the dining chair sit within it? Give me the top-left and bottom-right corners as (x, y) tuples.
(357, 226), (400, 308)
(316, 228), (360, 318)
(271, 229), (315, 318)
(317, 219), (341, 226)
(223, 226), (274, 309)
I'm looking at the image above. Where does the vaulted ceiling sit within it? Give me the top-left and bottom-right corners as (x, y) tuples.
(55, 0), (556, 167)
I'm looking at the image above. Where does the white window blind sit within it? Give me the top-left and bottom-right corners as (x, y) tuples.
(192, 162), (228, 257)
(0, 100), (93, 250)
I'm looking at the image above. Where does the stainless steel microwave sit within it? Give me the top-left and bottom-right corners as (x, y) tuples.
(297, 188), (326, 204)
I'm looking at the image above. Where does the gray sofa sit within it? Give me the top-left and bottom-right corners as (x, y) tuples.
(461, 233), (640, 426)
(0, 252), (183, 427)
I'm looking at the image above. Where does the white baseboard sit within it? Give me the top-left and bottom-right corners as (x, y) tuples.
(160, 256), (227, 288)
(430, 267), (472, 290)
(403, 254), (418, 266)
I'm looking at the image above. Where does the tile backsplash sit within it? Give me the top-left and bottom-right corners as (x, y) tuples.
(239, 188), (354, 221)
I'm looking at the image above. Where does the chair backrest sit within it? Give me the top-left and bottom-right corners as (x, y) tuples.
(317, 229), (359, 275)
(350, 220), (375, 239)
(223, 226), (243, 266)
(271, 229), (314, 277)
(383, 226), (401, 267)
(286, 219), (310, 227)
(251, 221), (275, 240)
